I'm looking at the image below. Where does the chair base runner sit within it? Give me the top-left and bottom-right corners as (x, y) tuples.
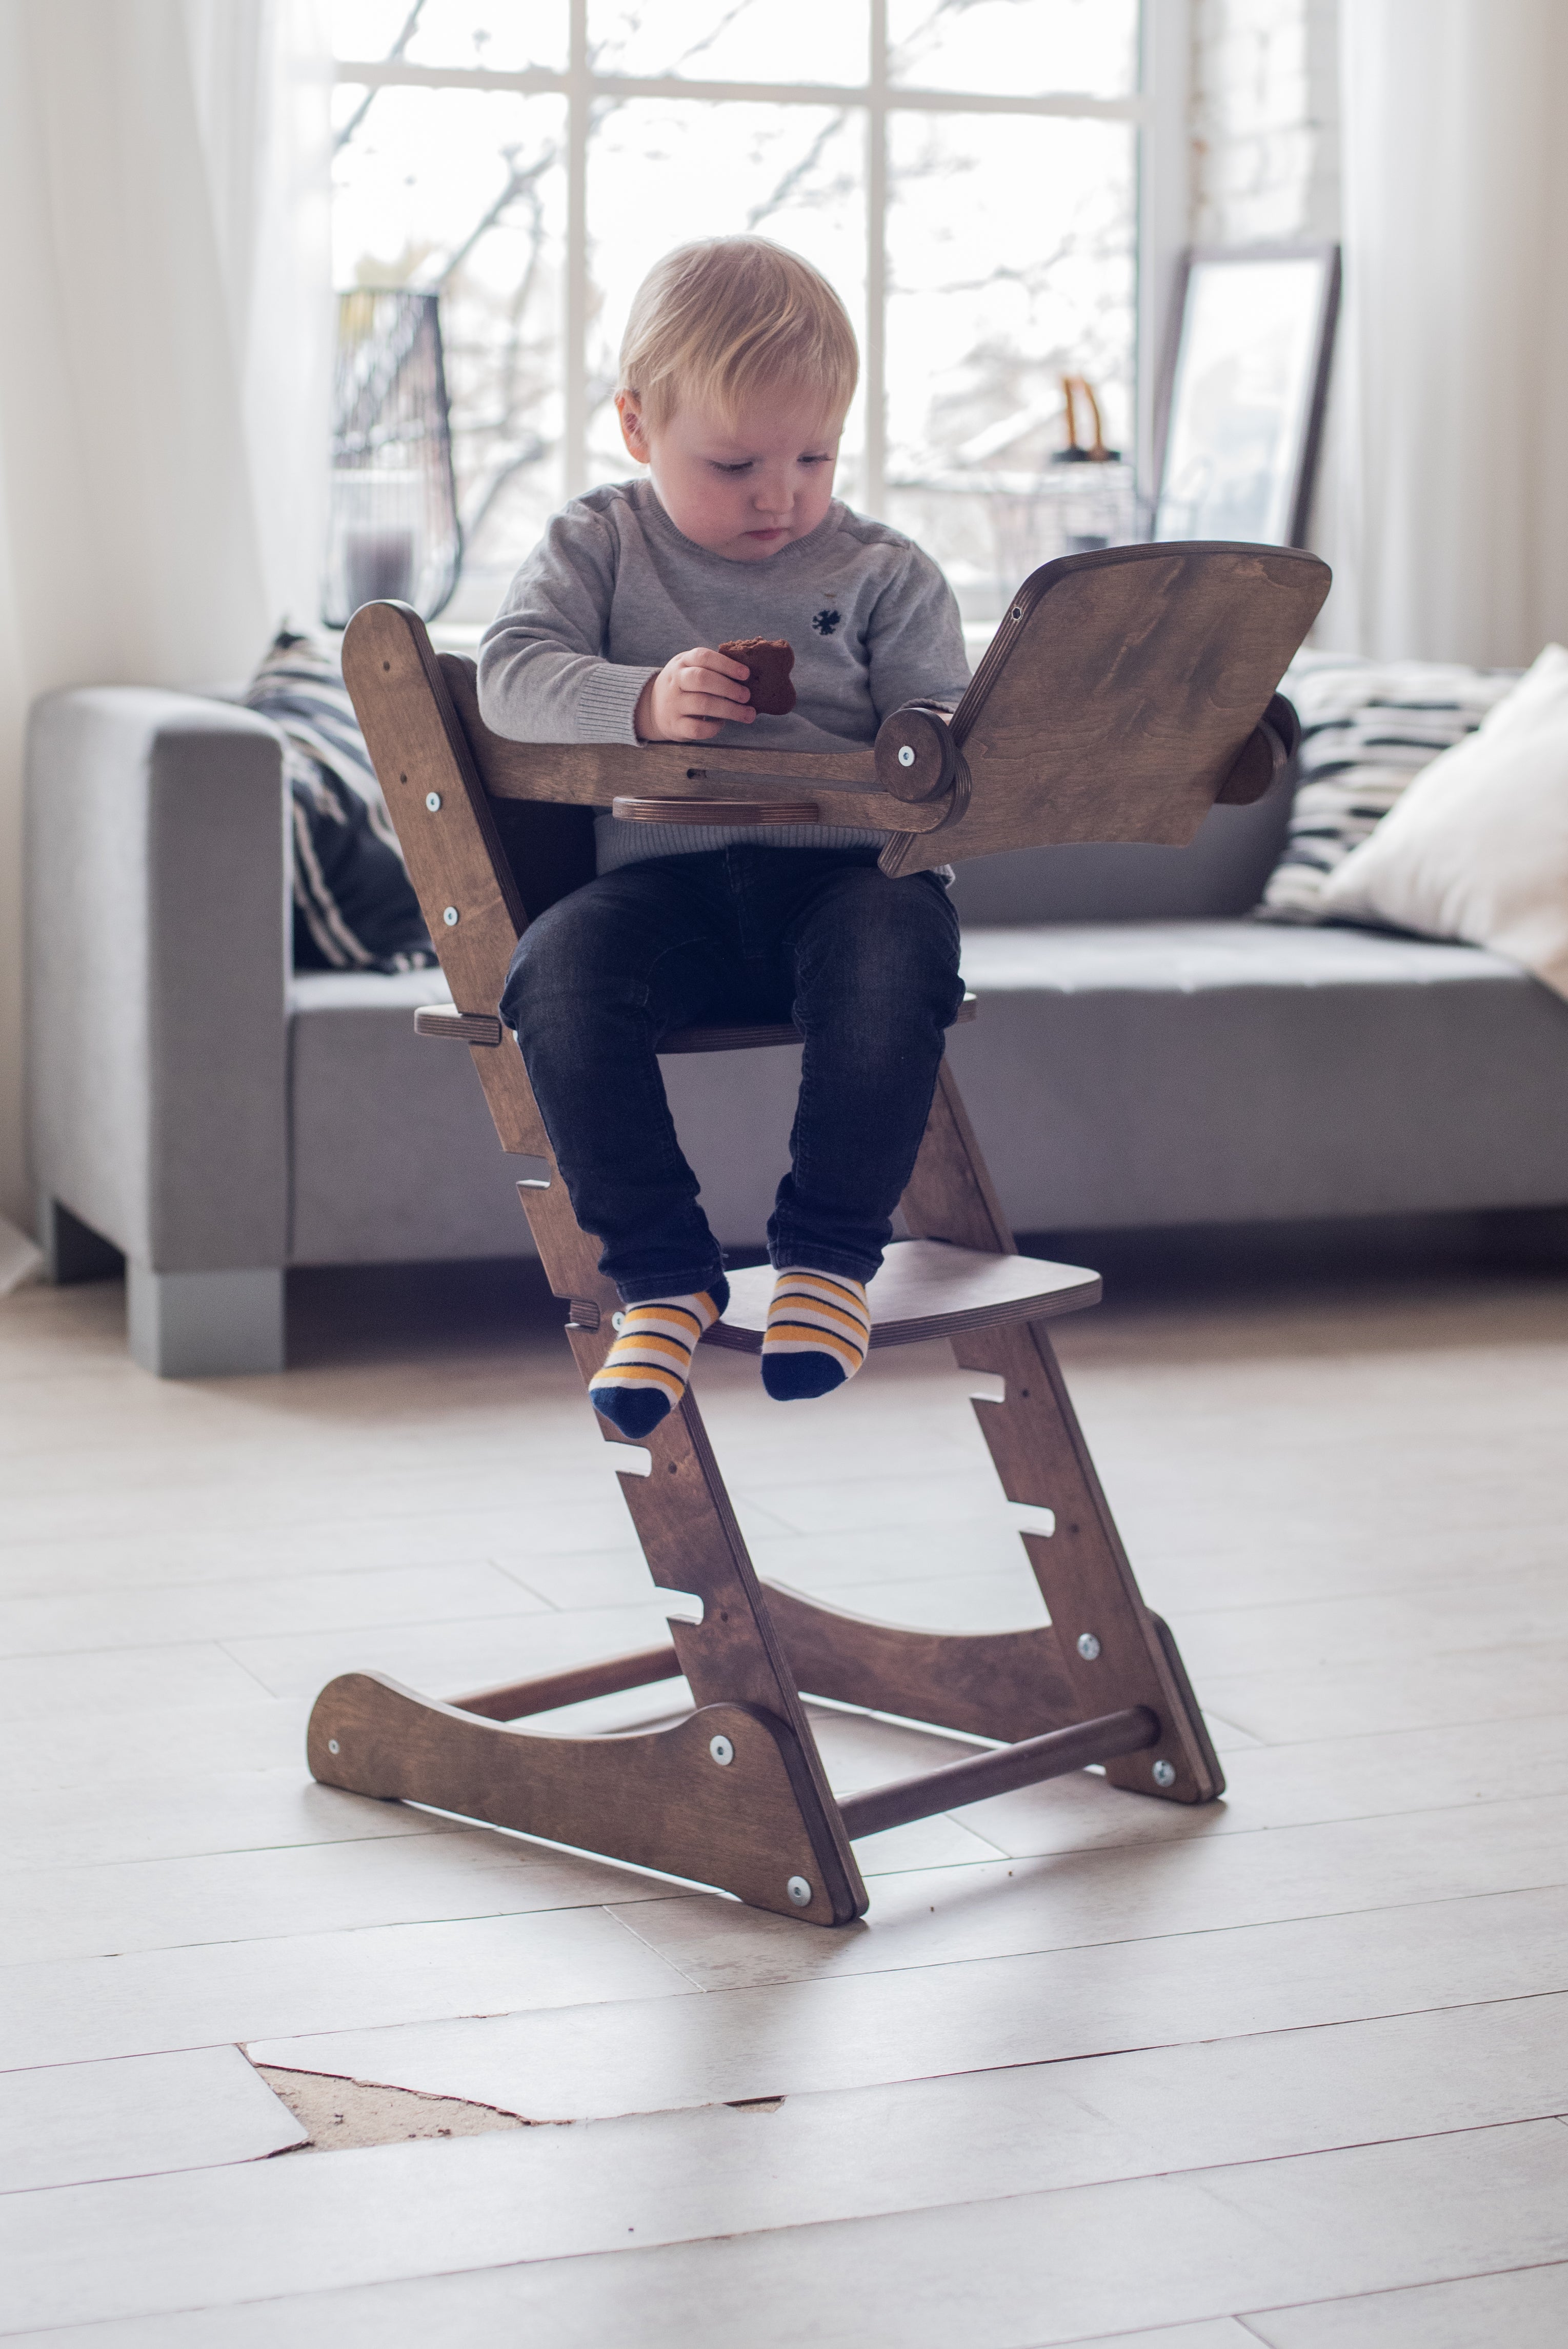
(308, 1673), (854, 1925)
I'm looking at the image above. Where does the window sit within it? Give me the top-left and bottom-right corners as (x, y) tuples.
(332, 2), (1150, 624)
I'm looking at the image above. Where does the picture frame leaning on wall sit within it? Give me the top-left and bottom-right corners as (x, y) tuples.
(1152, 242), (1342, 549)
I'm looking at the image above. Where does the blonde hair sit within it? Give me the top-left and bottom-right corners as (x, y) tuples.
(618, 238), (858, 434)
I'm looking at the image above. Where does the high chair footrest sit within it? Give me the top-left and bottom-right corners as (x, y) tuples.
(706, 1238), (1100, 1352)
(415, 1006), (504, 1046)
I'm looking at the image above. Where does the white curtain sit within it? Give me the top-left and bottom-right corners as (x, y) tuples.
(1320, 0), (1568, 664)
(0, 0), (332, 1227)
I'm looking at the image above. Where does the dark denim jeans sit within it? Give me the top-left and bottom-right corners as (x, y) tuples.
(500, 846), (964, 1303)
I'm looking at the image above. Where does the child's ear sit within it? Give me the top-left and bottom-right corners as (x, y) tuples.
(616, 391), (651, 464)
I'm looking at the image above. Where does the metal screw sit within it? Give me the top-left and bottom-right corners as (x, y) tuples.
(425, 791), (441, 812)
(1076, 1632), (1101, 1661)
(786, 1875), (813, 1908)
(1152, 1758), (1177, 1788)
(612, 1310), (626, 1331)
(1011, 605), (1023, 620)
(443, 906), (459, 926)
(327, 1739), (340, 1755)
(709, 1734), (734, 1766)
(897, 743), (916, 767)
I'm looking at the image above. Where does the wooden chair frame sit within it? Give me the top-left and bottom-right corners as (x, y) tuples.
(308, 542), (1329, 1925)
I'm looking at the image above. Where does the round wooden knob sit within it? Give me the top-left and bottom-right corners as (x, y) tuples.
(875, 705), (957, 804)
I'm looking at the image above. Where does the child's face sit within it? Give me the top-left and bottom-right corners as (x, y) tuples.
(616, 385), (842, 561)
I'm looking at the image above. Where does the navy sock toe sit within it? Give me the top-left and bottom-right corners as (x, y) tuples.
(760, 1351), (846, 1400)
(590, 1383), (676, 1439)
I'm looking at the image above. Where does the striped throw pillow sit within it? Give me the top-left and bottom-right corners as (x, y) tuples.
(1259, 654), (1519, 922)
(243, 633), (437, 974)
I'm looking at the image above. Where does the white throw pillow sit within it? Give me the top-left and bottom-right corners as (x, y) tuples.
(1318, 644), (1568, 998)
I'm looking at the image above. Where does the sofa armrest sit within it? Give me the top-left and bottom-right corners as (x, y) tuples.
(25, 689), (290, 1274)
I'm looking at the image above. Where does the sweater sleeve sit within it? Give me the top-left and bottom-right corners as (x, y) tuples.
(476, 504), (659, 743)
(864, 544), (971, 724)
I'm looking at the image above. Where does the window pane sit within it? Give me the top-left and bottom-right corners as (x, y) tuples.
(332, 2), (568, 73)
(888, 0), (1138, 101)
(883, 111), (1136, 623)
(588, 1), (870, 87)
(584, 100), (867, 493)
(334, 88), (568, 620)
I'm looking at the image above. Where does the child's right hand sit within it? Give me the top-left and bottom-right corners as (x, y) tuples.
(634, 647), (756, 741)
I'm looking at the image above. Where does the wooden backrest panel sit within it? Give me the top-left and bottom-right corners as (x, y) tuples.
(883, 541), (1330, 876)
(342, 601), (551, 1163)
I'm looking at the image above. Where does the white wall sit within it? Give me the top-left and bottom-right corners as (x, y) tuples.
(1191, 0), (1339, 244)
(0, 2), (329, 1235)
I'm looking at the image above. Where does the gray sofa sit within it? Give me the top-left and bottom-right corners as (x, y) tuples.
(26, 685), (1568, 1375)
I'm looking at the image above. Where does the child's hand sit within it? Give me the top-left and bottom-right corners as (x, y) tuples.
(634, 647), (755, 741)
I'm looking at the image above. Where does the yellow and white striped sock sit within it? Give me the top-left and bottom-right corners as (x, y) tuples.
(587, 1282), (726, 1438)
(760, 1268), (872, 1401)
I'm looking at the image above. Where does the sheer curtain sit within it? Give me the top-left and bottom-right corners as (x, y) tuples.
(1320, 0), (1568, 664)
(0, 0), (331, 1229)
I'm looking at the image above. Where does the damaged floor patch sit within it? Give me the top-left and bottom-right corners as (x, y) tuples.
(255, 2065), (533, 2152)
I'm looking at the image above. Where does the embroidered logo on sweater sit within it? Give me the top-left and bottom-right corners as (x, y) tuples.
(811, 607), (842, 636)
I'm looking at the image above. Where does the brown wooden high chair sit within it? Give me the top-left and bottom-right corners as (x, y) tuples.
(309, 540), (1329, 1925)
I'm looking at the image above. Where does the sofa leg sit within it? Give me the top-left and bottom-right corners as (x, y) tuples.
(36, 1193), (123, 1285)
(127, 1263), (286, 1377)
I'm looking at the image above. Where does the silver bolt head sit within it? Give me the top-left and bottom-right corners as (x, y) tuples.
(786, 1875), (813, 1908)
(708, 1734), (735, 1766)
(442, 905), (459, 927)
(897, 742), (917, 767)
(1152, 1758), (1177, 1788)
(425, 791), (441, 812)
(327, 1738), (340, 1755)
(1076, 1632), (1101, 1661)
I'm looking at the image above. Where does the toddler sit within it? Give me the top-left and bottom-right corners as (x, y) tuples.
(478, 237), (971, 1438)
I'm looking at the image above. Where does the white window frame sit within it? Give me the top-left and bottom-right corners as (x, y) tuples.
(336, 0), (1190, 511)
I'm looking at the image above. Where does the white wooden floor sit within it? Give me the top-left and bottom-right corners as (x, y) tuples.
(3, 1233), (1566, 2346)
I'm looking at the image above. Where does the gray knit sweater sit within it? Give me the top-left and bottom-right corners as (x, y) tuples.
(476, 478), (970, 871)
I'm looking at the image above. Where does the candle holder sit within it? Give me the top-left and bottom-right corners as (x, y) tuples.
(324, 291), (461, 628)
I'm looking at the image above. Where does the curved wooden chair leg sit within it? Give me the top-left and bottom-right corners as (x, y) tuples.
(309, 1674), (855, 1925)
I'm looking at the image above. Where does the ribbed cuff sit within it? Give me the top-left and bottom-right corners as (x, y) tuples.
(577, 662), (660, 744)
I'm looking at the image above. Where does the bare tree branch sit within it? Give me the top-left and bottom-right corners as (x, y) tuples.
(334, 0), (429, 153)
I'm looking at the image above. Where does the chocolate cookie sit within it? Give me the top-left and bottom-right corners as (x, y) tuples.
(719, 636), (796, 717)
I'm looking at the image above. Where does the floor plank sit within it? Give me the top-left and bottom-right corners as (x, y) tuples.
(600, 1794), (1568, 1992)
(0, 2048), (306, 2194)
(0, 1764), (458, 1873)
(2, 2117), (1563, 2340)
(1245, 2259), (1568, 2347)
(246, 1884), (1568, 2122)
(1, 1825), (687, 1966)
(0, 1561), (551, 1658)
(2, 1904), (698, 2071)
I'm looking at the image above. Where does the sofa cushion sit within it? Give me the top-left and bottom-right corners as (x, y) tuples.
(244, 633), (437, 975)
(286, 970), (807, 1266)
(1259, 654), (1516, 921)
(948, 768), (1295, 927)
(948, 922), (1568, 1230)
(1319, 644), (1568, 998)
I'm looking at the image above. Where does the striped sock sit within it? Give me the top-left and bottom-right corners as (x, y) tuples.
(586, 1279), (727, 1439)
(760, 1268), (872, 1401)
